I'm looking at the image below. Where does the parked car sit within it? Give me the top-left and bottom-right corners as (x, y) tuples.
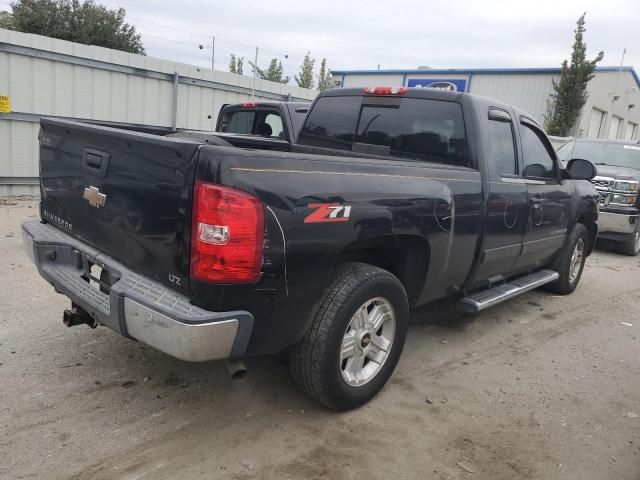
(166, 101), (310, 152)
(23, 87), (598, 410)
(557, 138), (640, 255)
(216, 100), (310, 142)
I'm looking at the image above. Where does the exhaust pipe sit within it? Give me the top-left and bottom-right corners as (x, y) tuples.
(63, 305), (97, 329)
(225, 359), (247, 380)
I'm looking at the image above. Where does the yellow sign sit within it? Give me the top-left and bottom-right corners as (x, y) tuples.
(0, 95), (11, 113)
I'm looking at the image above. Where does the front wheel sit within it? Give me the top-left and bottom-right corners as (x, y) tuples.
(545, 223), (589, 295)
(289, 262), (409, 410)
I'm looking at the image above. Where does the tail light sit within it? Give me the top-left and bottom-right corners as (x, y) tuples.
(240, 101), (258, 108)
(191, 181), (264, 283)
(364, 86), (408, 95)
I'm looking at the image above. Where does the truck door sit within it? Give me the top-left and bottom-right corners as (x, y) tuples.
(475, 108), (529, 281)
(514, 118), (572, 270)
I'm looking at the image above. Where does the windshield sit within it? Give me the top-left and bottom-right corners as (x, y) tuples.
(557, 141), (640, 170)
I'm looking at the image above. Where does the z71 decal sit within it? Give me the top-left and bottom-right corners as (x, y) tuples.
(304, 203), (352, 223)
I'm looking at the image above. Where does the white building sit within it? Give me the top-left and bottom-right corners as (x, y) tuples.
(331, 67), (640, 141)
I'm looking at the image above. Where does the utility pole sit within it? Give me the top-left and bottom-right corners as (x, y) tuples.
(211, 36), (215, 71)
(251, 46), (258, 98)
(611, 47), (627, 102)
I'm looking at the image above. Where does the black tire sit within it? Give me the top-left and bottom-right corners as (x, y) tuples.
(616, 229), (640, 256)
(290, 262), (409, 410)
(545, 223), (589, 295)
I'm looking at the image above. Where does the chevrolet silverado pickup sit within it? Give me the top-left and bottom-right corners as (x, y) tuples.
(23, 87), (599, 410)
(558, 138), (640, 255)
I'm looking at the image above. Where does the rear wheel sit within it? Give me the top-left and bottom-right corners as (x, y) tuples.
(289, 262), (409, 410)
(545, 223), (589, 295)
(616, 229), (640, 256)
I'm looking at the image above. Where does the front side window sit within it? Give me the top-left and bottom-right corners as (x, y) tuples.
(487, 118), (517, 176)
(520, 123), (556, 179)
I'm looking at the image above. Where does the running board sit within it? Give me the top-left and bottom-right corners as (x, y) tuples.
(457, 269), (559, 314)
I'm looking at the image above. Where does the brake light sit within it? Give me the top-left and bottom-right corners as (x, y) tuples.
(241, 101), (258, 108)
(191, 181), (264, 283)
(363, 86), (408, 95)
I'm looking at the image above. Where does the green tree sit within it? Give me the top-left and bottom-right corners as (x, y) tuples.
(229, 54), (244, 75)
(316, 58), (332, 92)
(5, 0), (144, 54)
(545, 13), (603, 136)
(295, 52), (315, 89)
(249, 57), (289, 84)
(0, 10), (12, 29)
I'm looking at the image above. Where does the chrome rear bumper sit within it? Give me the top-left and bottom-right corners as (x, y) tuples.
(22, 221), (253, 362)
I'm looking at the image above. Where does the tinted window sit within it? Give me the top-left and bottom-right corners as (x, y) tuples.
(356, 99), (467, 166)
(521, 124), (556, 179)
(488, 119), (517, 176)
(226, 111), (255, 134)
(299, 96), (469, 167)
(298, 96), (361, 149)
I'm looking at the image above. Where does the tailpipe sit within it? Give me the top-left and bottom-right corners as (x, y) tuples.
(225, 359), (247, 380)
(63, 304), (97, 329)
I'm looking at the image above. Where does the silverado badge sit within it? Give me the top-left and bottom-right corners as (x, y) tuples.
(83, 186), (107, 208)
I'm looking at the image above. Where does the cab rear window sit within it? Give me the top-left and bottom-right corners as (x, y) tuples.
(298, 96), (469, 167)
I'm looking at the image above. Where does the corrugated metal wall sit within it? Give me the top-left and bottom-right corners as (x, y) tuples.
(469, 73), (559, 123)
(0, 28), (317, 195)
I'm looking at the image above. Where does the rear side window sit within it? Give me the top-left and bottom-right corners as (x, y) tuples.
(299, 96), (469, 167)
(488, 119), (517, 176)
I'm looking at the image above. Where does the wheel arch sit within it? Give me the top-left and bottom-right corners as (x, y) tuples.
(332, 235), (431, 306)
(577, 211), (598, 255)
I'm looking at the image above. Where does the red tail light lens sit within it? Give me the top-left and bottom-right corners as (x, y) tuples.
(240, 101), (258, 108)
(191, 181), (264, 283)
(363, 86), (408, 95)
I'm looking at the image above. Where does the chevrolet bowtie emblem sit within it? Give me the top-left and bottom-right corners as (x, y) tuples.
(83, 186), (107, 208)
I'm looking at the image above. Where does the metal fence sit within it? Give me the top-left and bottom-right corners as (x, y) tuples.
(0, 28), (317, 195)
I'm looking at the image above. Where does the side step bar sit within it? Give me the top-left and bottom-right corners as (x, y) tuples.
(457, 269), (559, 314)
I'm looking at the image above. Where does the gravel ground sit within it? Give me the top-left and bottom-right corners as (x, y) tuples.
(1, 197), (639, 480)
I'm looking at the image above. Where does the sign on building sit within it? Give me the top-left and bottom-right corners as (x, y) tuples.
(407, 79), (467, 92)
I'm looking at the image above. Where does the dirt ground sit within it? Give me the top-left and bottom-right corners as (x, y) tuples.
(1, 197), (639, 480)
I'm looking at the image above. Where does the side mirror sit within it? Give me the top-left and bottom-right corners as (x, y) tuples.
(566, 158), (597, 180)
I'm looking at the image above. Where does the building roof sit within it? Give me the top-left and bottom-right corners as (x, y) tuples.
(331, 66), (640, 88)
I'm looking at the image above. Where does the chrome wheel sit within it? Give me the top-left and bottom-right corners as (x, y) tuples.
(569, 238), (585, 283)
(340, 297), (396, 387)
(634, 230), (640, 253)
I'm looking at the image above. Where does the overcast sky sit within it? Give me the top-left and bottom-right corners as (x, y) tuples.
(4, 0), (639, 81)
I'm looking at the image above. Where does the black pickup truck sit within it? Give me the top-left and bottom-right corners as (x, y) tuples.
(23, 87), (599, 410)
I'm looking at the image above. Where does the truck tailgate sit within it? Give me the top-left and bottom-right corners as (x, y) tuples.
(39, 118), (200, 293)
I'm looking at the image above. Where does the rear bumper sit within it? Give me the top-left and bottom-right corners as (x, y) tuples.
(597, 211), (639, 239)
(22, 221), (253, 362)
